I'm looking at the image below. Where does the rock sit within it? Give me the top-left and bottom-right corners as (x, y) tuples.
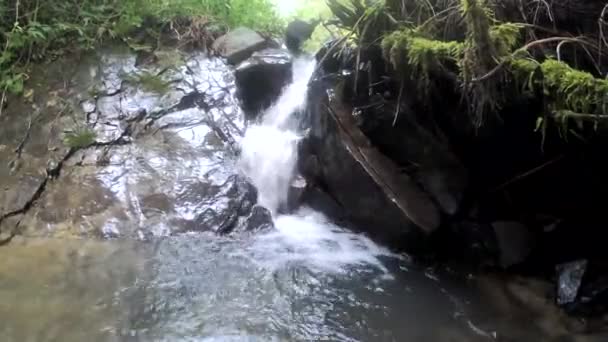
(283, 175), (307, 213)
(356, 94), (468, 216)
(556, 260), (587, 306)
(194, 175), (260, 234)
(212, 27), (276, 65)
(234, 49), (293, 115)
(300, 185), (345, 222)
(314, 39), (356, 74)
(286, 19), (320, 52)
(492, 221), (534, 268)
(446, 221), (499, 266)
(244, 205), (274, 231)
(300, 77), (441, 250)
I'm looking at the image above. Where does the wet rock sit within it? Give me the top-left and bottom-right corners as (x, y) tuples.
(283, 175), (307, 213)
(244, 205), (273, 231)
(234, 49), (293, 116)
(447, 221), (499, 266)
(300, 185), (345, 222)
(557, 260), (587, 306)
(301, 78), (441, 250)
(212, 27), (276, 65)
(286, 19), (320, 52)
(356, 96), (468, 216)
(492, 221), (534, 268)
(195, 175), (260, 234)
(315, 39), (355, 74)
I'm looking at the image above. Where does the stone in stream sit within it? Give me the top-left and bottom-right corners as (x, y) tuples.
(194, 175), (274, 234)
(234, 49), (293, 116)
(556, 260), (588, 306)
(244, 205), (274, 231)
(285, 19), (320, 53)
(212, 27), (278, 65)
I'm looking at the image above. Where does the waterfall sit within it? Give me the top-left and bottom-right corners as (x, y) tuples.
(239, 58), (317, 213)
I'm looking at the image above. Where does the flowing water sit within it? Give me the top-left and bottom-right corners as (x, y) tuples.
(0, 52), (592, 341)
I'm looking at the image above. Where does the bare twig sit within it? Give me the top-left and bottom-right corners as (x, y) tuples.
(392, 79), (405, 126)
(473, 37), (590, 82)
(0, 87), (7, 119)
(491, 154), (565, 192)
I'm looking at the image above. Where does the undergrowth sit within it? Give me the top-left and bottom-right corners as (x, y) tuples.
(326, 0), (608, 137)
(0, 0), (282, 101)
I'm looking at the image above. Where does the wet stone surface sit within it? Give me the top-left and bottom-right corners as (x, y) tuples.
(0, 44), (264, 239)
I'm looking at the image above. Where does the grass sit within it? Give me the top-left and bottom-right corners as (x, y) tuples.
(63, 129), (97, 149)
(0, 0), (283, 99)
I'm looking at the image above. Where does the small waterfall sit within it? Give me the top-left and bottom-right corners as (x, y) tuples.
(239, 58), (316, 213)
(239, 55), (398, 276)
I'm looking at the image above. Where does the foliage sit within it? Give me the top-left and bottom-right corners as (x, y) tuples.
(490, 23), (524, 56)
(329, 0), (608, 138)
(288, 0), (335, 53)
(382, 28), (463, 92)
(459, 0), (505, 126)
(0, 0), (282, 98)
(509, 57), (608, 136)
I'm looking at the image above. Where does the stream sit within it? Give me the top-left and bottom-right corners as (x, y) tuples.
(0, 47), (594, 341)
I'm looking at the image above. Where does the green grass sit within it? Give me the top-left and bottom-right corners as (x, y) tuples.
(63, 129), (97, 148)
(0, 0), (283, 97)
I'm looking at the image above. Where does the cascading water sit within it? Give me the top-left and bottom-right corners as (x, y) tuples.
(238, 56), (399, 274)
(0, 49), (565, 342)
(239, 58), (316, 213)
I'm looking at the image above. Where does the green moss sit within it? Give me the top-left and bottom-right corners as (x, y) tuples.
(540, 59), (608, 114)
(154, 50), (184, 69)
(382, 29), (463, 88)
(63, 129), (97, 148)
(125, 71), (170, 94)
(490, 23), (523, 55)
(510, 58), (608, 115)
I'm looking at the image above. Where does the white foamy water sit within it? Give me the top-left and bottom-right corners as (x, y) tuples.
(250, 208), (399, 275)
(238, 57), (398, 274)
(240, 58), (316, 213)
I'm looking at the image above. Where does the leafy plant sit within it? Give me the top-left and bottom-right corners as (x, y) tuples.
(0, 0), (283, 100)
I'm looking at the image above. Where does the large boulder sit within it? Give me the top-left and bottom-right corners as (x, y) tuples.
(234, 49), (293, 116)
(212, 27), (276, 65)
(285, 19), (320, 52)
(300, 76), (442, 250)
(355, 93), (468, 216)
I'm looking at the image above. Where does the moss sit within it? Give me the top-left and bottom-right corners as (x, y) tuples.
(540, 59), (608, 114)
(154, 50), (184, 69)
(125, 71), (170, 94)
(460, 0), (504, 126)
(63, 129), (96, 148)
(490, 23), (523, 55)
(382, 29), (463, 92)
(510, 58), (608, 115)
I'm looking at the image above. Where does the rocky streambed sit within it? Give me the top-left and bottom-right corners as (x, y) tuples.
(0, 27), (605, 341)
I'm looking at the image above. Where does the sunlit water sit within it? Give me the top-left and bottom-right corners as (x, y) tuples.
(0, 56), (579, 342)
